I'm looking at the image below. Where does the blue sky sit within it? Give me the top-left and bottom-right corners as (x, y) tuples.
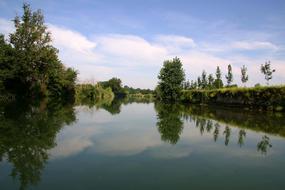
(0, 0), (285, 88)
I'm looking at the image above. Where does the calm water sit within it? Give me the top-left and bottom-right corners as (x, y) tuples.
(1, 100), (285, 190)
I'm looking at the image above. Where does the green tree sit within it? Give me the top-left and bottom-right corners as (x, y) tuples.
(0, 100), (76, 190)
(0, 34), (15, 94)
(197, 76), (202, 89)
(240, 65), (249, 87)
(189, 80), (197, 90)
(213, 123), (220, 142)
(207, 74), (214, 89)
(156, 57), (185, 102)
(183, 80), (190, 90)
(261, 61), (275, 85)
(99, 77), (127, 98)
(225, 64), (233, 86)
(238, 129), (246, 147)
(257, 135), (272, 154)
(223, 126), (231, 146)
(214, 66), (223, 89)
(201, 70), (208, 89)
(155, 103), (183, 144)
(0, 3), (77, 99)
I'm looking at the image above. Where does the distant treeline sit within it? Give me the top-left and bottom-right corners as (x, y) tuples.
(155, 57), (284, 111)
(76, 77), (154, 104)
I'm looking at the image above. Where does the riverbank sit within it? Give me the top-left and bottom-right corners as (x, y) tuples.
(181, 85), (285, 111)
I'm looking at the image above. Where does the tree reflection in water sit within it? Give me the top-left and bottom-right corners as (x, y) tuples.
(154, 103), (280, 153)
(257, 135), (272, 154)
(0, 100), (76, 190)
(155, 103), (183, 144)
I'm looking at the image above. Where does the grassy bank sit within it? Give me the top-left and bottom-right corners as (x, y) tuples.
(181, 85), (285, 111)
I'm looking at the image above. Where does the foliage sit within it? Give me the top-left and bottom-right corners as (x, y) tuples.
(225, 64), (233, 86)
(0, 4), (77, 99)
(0, 99), (76, 190)
(156, 57), (185, 102)
(99, 77), (127, 98)
(155, 102), (183, 144)
(75, 84), (114, 105)
(181, 85), (285, 111)
(182, 104), (285, 136)
(207, 74), (215, 89)
(241, 65), (249, 86)
(214, 66), (223, 89)
(261, 61), (275, 85)
(257, 135), (272, 154)
(201, 70), (208, 89)
(123, 85), (153, 95)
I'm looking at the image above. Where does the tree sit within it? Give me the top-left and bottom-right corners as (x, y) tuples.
(213, 66), (223, 89)
(156, 57), (185, 102)
(261, 61), (275, 85)
(197, 77), (202, 89)
(207, 74), (214, 89)
(183, 80), (190, 90)
(99, 77), (126, 98)
(0, 34), (15, 94)
(0, 3), (77, 98)
(155, 103), (183, 144)
(225, 64), (233, 86)
(240, 65), (248, 87)
(201, 70), (208, 89)
(189, 80), (197, 90)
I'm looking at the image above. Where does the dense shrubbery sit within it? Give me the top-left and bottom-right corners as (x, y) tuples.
(75, 84), (114, 105)
(99, 78), (127, 98)
(181, 86), (285, 111)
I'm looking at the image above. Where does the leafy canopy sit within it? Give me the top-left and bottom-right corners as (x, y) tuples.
(156, 57), (185, 102)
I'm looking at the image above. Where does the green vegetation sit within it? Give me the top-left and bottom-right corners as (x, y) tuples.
(214, 66), (224, 89)
(0, 3), (283, 113)
(154, 56), (284, 111)
(154, 101), (283, 153)
(123, 85), (153, 95)
(181, 85), (285, 111)
(155, 103), (183, 144)
(156, 57), (185, 102)
(261, 61), (275, 85)
(0, 99), (76, 190)
(0, 4), (77, 100)
(99, 77), (127, 98)
(75, 83), (114, 106)
(225, 64), (233, 86)
(240, 65), (249, 86)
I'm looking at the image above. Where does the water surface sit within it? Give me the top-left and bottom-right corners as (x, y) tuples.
(1, 101), (285, 190)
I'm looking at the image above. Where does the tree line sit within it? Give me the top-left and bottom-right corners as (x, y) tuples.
(182, 61), (275, 90)
(156, 57), (276, 102)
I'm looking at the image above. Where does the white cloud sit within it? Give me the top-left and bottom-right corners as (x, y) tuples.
(155, 35), (196, 52)
(0, 18), (14, 37)
(49, 24), (97, 54)
(231, 41), (279, 51)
